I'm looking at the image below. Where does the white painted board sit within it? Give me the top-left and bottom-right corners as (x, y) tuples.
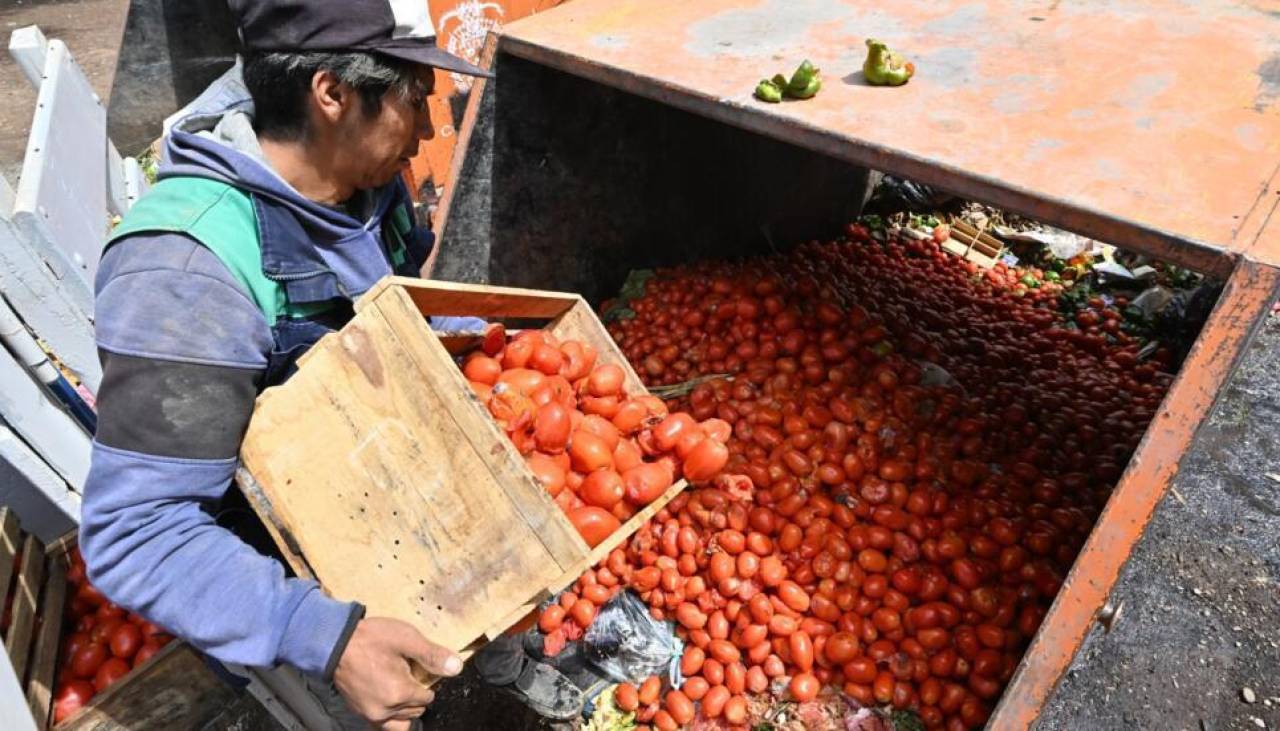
(0, 217), (100, 393)
(0, 425), (79, 542)
(11, 38), (107, 290)
(0, 334), (91, 489)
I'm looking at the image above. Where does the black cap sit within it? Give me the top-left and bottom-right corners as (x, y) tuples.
(227, 0), (493, 78)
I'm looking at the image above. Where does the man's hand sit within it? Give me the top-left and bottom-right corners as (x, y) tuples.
(332, 617), (463, 729)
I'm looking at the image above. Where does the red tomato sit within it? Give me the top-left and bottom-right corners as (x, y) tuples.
(109, 623), (143, 660)
(587, 364), (625, 397)
(52, 680), (95, 723)
(534, 402), (572, 453)
(568, 507), (620, 547)
(622, 463), (672, 505)
(614, 682), (638, 712)
(790, 672), (820, 702)
(93, 657), (130, 692)
(70, 642), (108, 679)
(133, 640), (163, 668)
(580, 469), (625, 509)
(569, 431), (614, 473)
(462, 355), (502, 385)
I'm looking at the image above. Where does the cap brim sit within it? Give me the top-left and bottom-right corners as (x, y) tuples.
(366, 39), (494, 78)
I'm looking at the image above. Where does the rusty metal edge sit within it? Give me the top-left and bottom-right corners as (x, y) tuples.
(424, 32), (501, 279)
(989, 257), (1280, 729)
(496, 35), (1236, 280)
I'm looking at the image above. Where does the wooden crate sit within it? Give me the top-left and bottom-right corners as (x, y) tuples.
(0, 508), (237, 730)
(942, 219), (1006, 269)
(237, 277), (688, 660)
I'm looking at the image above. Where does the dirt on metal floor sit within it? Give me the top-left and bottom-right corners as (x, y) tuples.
(1037, 310), (1280, 730)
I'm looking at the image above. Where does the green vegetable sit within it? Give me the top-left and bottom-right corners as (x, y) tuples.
(785, 60), (822, 99)
(863, 38), (915, 86)
(754, 78), (783, 103)
(754, 62), (822, 102)
(1044, 270), (1061, 282)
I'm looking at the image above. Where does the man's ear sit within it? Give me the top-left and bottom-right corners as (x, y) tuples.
(310, 69), (350, 125)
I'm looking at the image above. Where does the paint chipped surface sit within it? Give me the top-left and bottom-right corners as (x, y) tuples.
(504, 0), (1280, 266)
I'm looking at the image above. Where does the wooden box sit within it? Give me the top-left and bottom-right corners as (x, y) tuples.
(236, 277), (687, 657)
(0, 508), (236, 730)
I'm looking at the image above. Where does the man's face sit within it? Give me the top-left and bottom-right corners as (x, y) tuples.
(334, 66), (436, 191)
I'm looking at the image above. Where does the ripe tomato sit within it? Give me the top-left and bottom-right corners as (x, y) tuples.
(683, 439), (729, 482)
(588, 364), (626, 397)
(70, 642), (108, 679)
(790, 672), (820, 702)
(533, 402), (572, 453)
(526, 453), (567, 496)
(109, 623), (143, 660)
(580, 469), (625, 509)
(52, 680), (95, 723)
(93, 657), (130, 692)
(613, 682), (638, 712)
(567, 507), (620, 548)
(462, 354), (502, 385)
(569, 431), (613, 473)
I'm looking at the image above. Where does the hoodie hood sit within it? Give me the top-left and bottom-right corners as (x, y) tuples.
(160, 103), (404, 304)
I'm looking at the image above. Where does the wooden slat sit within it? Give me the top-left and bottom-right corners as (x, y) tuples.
(356, 276), (579, 319)
(41, 532), (76, 561)
(0, 507), (20, 610)
(5, 535), (45, 680)
(58, 643), (237, 731)
(483, 478), (690, 641)
(240, 295), (577, 653)
(25, 558), (65, 730)
(373, 287), (588, 568)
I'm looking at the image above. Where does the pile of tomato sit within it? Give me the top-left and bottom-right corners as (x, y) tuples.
(460, 330), (730, 551)
(542, 228), (1174, 730)
(51, 548), (173, 723)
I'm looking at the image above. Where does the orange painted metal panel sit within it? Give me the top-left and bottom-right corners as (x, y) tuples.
(406, 0), (566, 210)
(992, 258), (1280, 728)
(500, 0), (1280, 272)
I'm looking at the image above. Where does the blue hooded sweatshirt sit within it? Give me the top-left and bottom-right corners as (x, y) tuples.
(81, 103), (473, 680)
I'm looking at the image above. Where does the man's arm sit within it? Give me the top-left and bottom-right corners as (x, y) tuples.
(80, 234), (361, 677)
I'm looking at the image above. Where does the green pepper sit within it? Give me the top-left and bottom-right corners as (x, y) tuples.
(785, 60), (822, 99)
(1019, 274), (1039, 288)
(863, 39), (915, 86)
(1044, 270), (1061, 282)
(754, 78), (783, 103)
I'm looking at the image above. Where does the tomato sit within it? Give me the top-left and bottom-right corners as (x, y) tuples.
(52, 680), (95, 723)
(462, 354), (502, 385)
(75, 582), (107, 608)
(567, 507), (621, 547)
(701, 685), (730, 718)
(664, 689), (694, 724)
(790, 672), (820, 702)
(614, 682), (639, 712)
(789, 630), (815, 672)
(533, 402), (572, 453)
(526, 453), (567, 496)
(580, 469), (625, 509)
(637, 676), (662, 705)
(109, 623), (142, 660)
(70, 642), (108, 679)
(588, 364), (626, 397)
(683, 438), (729, 482)
(724, 695), (749, 724)
(93, 657), (130, 693)
(569, 598), (596, 627)
(569, 431), (614, 473)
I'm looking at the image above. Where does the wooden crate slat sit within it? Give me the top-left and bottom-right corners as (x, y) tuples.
(57, 643), (237, 731)
(5, 535), (46, 680)
(373, 288), (588, 568)
(25, 558), (65, 730)
(0, 507), (20, 609)
(241, 298), (574, 652)
(357, 275), (579, 319)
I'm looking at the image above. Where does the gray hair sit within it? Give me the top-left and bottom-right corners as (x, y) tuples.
(242, 50), (421, 140)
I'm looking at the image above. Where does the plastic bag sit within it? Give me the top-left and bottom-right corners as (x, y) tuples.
(583, 590), (683, 685)
(865, 176), (957, 215)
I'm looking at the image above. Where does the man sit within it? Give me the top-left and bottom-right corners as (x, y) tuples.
(81, 0), (580, 727)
